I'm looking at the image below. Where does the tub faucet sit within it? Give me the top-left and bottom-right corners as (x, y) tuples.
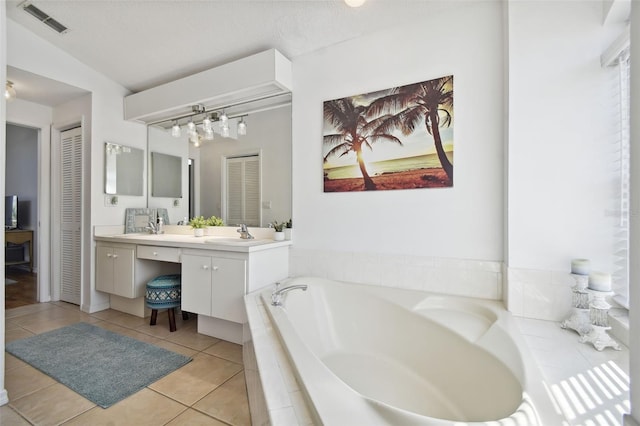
(237, 224), (254, 239)
(271, 282), (308, 306)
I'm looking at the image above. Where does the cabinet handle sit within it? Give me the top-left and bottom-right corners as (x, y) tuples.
(212, 266), (219, 271)
(113, 254), (118, 259)
(106, 253), (112, 258)
(202, 265), (209, 270)
(153, 252), (158, 256)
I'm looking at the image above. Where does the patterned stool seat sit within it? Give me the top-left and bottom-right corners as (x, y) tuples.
(145, 274), (187, 332)
(145, 274), (181, 310)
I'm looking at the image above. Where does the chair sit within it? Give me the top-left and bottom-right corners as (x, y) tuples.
(144, 274), (188, 332)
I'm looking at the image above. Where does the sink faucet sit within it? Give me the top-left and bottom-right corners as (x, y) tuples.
(271, 282), (308, 306)
(237, 224), (254, 239)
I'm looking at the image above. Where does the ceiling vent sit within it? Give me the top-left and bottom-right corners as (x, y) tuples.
(20, 1), (69, 35)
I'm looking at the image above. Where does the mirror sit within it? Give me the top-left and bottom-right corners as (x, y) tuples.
(147, 104), (291, 226)
(104, 142), (144, 195)
(151, 152), (182, 198)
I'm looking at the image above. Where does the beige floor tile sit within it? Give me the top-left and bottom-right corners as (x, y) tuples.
(0, 405), (31, 426)
(5, 303), (54, 320)
(5, 328), (35, 343)
(89, 308), (129, 321)
(165, 328), (221, 351)
(105, 312), (149, 329)
(5, 364), (56, 400)
(92, 321), (133, 336)
(204, 340), (243, 365)
(114, 327), (163, 345)
(5, 320), (22, 331)
(193, 372), (251, 426)
(165, 408), (228, 425)
(149, 353), (242, 406)
(19, 316), (86, 334)
(62, 388), (187, 426)
(9, 306), (80, 325)
(4, 353), (27, 372)
(153, 340), (198, 358)
(10, 383), (95, 426)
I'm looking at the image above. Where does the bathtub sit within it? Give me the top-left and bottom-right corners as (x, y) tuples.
(259, 277), (563, 425)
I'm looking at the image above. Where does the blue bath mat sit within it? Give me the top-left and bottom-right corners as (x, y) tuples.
(6, 322), (192, 408)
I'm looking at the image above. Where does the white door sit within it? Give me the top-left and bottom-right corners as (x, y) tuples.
(225, 155), (260, 226)
(60, 127), (82, 304)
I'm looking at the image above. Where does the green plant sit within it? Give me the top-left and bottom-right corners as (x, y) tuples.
(270, 221), (285, 232)
(206, 215), (224, 227)
(285, 218), (292, 229)
(189, 216), (207, 229)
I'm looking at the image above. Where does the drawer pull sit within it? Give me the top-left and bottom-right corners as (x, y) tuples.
(113, 254), (118, 259)
(213, 266), (219, 271)
(153, 252), (158, 256)
(107, 253), (112, 258)
(202, 265), (209, 270)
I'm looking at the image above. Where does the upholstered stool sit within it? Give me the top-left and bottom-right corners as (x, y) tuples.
(145, 274), (188, 332)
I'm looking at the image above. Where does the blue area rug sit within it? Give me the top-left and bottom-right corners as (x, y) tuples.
(6, 322), (192, 408)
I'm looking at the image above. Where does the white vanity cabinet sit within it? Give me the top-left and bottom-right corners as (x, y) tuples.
(181, 253), (247, 323)
(96, 243), (136, 297)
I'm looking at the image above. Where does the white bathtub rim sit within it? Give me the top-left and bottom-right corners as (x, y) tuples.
(260, 276), (566, 425)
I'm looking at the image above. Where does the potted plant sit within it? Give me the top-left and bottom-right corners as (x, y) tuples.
(205, 215), (224, 235)
(189, 216), (207, 237)
(284, 218), (293, 240)
(270, 221), (285, 241)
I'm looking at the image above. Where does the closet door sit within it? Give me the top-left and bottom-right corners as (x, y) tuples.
(60, 127), (82, 304)
(225, 155), (260, 226)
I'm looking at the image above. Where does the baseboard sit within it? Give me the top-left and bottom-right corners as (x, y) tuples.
(0, 389), (8, 405)
(82, 301), (110, 314)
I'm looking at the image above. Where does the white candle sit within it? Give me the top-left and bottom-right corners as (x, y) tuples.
(571, 259), (590, 275)
(588, 271), (612, 292)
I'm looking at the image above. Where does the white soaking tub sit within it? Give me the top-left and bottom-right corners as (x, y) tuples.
(260, 277), (563, 425)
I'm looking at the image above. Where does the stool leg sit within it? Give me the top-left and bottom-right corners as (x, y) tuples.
(182, 310), (189, 320)
(150, 309), (158, 326)
(168, 308), (177, 332)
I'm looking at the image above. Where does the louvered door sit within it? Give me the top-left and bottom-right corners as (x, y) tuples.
(60, 127), (82, 304)
(225, 155), (260, 226)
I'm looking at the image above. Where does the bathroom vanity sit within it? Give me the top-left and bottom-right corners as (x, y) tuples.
(94, 231), (290, 344)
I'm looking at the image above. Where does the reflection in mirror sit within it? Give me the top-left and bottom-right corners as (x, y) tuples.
(147, 104), (291, 227)
(104, 142), (144, 195)
(151, 152), (182, 198)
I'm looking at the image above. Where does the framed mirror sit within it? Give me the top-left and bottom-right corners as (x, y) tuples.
(147, 103), (291, 226)
(104, 142), (144, 196)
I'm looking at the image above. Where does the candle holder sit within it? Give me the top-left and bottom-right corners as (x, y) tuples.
(560, 273), (592, 336)
(578, 289), (621, 351)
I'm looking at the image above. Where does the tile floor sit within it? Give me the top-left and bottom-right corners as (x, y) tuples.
(1, 302), (251, 425)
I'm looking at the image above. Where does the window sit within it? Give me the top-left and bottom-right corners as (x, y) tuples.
(603, 29), (630, 308)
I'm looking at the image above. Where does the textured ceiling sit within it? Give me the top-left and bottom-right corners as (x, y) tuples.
(6, 0), (440, 94)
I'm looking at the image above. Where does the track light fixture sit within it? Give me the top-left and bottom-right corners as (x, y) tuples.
(165, 104), (251, 145)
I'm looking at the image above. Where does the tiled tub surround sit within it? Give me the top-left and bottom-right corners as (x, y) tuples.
(289, 249), (503, 300)
(244, 277), (564, 425)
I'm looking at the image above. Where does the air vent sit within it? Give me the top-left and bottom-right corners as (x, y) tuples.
(20, 1), (69, 34)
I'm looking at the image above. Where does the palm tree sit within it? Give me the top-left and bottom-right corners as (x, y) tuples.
(366, 76), (453, 183)
(323, 98), (402, 190)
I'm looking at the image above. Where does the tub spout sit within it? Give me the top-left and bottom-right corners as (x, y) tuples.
(271, 283), (308, 306)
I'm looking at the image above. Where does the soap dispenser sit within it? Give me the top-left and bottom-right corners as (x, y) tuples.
(157, 216), (164, 234)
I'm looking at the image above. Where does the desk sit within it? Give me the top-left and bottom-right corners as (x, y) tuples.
(6, 229), (33, 272)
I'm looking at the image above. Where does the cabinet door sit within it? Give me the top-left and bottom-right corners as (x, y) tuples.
(211, 257), (247, 323)
(181, 254), (212, 315)
(112, 247), (136, 298)
(96, 246), (114, 294)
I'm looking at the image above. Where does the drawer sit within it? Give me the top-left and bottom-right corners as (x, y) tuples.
(137, 245), (180, 263)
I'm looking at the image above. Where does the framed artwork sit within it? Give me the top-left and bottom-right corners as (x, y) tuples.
(323, 75), (453, 192)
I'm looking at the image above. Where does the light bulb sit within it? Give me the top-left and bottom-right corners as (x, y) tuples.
(237, 118), (247, 136)
(202, 115), (212, 132)
(344, 0), (366, 6)
(187, 119), (196, 132)
(204, 128), (214, 140)
(219, 111), (228, 128)
(221, 125), (230, 138)
(171, 121), (181, 138)
(5, 81), (16, 102)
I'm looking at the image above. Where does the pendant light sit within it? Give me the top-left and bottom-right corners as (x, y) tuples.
(5, 81), (16, 102)
(237, 117), (247, 136)
(171, 121), (181, 138)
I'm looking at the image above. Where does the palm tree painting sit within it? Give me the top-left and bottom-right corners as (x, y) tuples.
(323, 75), (453, 192)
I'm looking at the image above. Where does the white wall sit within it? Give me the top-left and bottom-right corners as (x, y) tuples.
(292, 2), (504, 261)
(7, 18), (147, 313)
(506, 1), (624, 320)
